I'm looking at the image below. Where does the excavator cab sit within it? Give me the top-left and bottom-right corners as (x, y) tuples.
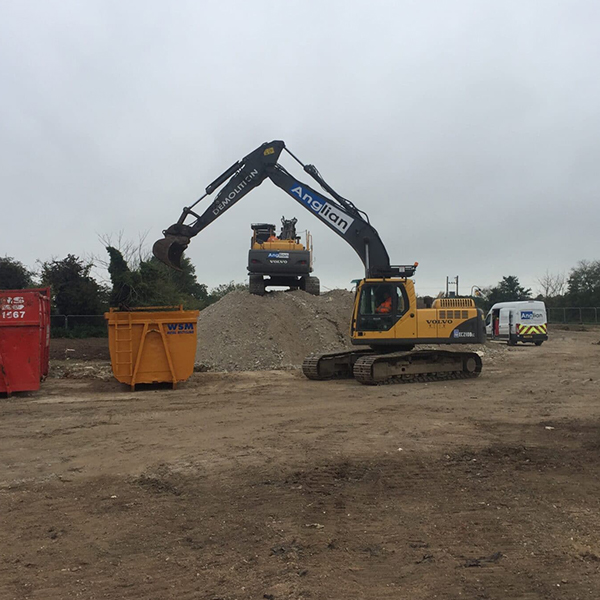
(355, 282), (409, 332)
(251, 223), (277, 244)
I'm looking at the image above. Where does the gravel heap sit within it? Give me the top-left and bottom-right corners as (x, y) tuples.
(195, 289), (355, 371)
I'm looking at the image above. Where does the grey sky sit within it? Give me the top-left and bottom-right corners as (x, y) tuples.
(2, 0), (599, 296)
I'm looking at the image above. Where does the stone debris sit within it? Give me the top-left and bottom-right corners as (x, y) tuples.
(49, 361), (113, 380)
(195, 289), (355, 372)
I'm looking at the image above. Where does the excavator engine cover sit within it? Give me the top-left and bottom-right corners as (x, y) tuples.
(152, 235), (190, 271)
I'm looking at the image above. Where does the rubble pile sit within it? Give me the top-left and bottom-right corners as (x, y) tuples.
(195, 289), (355, 371)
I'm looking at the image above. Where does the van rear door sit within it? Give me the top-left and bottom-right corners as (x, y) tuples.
(519, 307), (546, 326)
(499, 308), (511, 338)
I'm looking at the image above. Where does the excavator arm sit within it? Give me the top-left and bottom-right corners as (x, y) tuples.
(153, 140), (416, 278)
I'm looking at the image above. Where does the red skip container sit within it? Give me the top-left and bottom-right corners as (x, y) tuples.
(0, 287), (51, 395)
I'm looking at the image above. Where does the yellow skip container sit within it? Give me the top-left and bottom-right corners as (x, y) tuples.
(105, 306), (199, 390)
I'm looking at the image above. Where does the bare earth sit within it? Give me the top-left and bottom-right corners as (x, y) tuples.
(2, 329), (600, 599)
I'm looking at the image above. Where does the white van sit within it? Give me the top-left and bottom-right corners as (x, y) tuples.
(485, 300), (548, 346)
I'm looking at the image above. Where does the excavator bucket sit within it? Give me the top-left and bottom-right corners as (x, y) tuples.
(152, 235), (190, 271)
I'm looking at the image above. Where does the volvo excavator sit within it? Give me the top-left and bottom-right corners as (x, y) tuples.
(248, 217), (319, 296)
(153, 140), (485, 385)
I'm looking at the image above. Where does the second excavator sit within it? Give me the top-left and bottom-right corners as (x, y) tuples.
(248, 217), (319, 296)
(153, 140), (485, 385)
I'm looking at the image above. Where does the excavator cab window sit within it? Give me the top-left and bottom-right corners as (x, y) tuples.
(356, 283), (408, 331)
(252, 223), (276, 244)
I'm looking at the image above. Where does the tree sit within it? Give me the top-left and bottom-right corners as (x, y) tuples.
(536, 270), (567, 299)
(106, 246), (139, 308)
(162, 258), (209, 304)
(485, 276), (531, 308)
(106, 247), (209, 309)
(566, 260), (600, 307)
(0, 256), (35, 289)
(40, 255), (109, 315)
(97, 231), (151, 271)
(207, 281), (248, 304)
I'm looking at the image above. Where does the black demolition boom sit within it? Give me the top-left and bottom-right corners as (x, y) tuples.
(152, 140), (417, 279)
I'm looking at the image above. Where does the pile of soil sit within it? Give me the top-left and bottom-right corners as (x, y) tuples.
(195, 289), (355, 371)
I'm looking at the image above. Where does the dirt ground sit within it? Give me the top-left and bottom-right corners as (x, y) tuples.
(49, 337), (110, 361)
(2, 329), (600, 599)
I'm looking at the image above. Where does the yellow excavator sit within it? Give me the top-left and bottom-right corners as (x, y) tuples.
(248, 217), (319, 296)
(153, 140), (485, 385)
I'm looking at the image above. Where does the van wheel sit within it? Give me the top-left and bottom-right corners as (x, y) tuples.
(535, 340), (543, 346)
(507, 336), (517, 346)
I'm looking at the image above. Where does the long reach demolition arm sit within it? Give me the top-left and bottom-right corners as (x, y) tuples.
(152, 140), (416, 279)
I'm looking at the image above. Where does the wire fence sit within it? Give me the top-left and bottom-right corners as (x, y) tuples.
(46, 308), (600, 336)
(50, 315), (106, 329)
(50, 315), (107, 337)
(547, 307), (600, 324)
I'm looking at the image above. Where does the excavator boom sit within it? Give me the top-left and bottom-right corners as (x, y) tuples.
(152, 141), (415, 278)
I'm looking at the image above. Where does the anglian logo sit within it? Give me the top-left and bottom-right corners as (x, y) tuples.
(521, 311), (544, 320)
(289, 184), (354, 234)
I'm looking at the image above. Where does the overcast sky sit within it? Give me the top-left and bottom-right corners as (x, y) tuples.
(2, 0), (599, 295)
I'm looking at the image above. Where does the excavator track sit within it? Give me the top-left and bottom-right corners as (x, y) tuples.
(353, 350), (482, 385)
(302, 350), (373, 380)
(303, 349), (482, 385)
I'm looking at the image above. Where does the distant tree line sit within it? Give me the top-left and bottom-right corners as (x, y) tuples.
(477, 260), (600, 310)
(2, 252), (600, 330)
